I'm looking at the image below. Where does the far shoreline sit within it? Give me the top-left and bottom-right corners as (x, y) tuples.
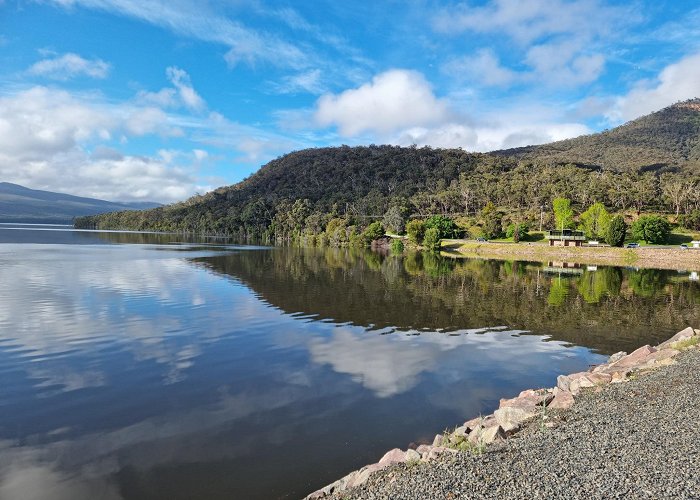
(441, 240), (700, 272)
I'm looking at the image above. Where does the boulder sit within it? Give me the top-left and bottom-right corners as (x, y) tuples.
(427, 446), (458, 460)
(548, 387), (575, 409)
(479, 425), (506, 444)
(378, 448), (406, 465)
(352, 463), (385, 488)
(608, 351), (627, 363)
(453, 425), (469, 438)
(557, 372), (590, 392)
(404, 449), (421, 462)
(499, 390), (553, 410)
(657, 327), (695, 350)
(432, 434), (443, 447)
(493, 406), (538, 432)
(416, 444), (432, 454)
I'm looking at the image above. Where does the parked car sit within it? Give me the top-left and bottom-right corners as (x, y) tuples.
(680, 244), (689, 250)
(476, 237), (487, 242)
(626, 243), (640, 248)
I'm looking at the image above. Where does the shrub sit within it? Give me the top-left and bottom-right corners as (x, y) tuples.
(390, 239), (405, 254)
(361, 221), (384, 246)
(422, 227), (441, 251)
(506, 223), (529, 242)
(424, 215), (460, 239)
(631, 215), (670, 244)
(604, 215), (627, 247)
(406, 219), (426, 244)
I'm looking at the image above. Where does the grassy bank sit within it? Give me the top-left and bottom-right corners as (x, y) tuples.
(443, 240), (700, 271)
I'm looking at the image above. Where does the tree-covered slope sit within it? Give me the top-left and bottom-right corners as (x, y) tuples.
(74, 99), (700, 235)
(495, 99), (700, 172)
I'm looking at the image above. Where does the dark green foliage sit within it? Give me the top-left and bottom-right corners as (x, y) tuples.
(390, 238), (405, 254)
(422, 227), (441, 251)
(73, 100), (700, 236)
(679, 210), (700, 231)
(506, 223), (528, 242)
(631, 215), (671, 244)
(424, 215), (460, 239)
(605, 215), (627, 247)
(406, 219), (426, 244)
(361, 221), (385, 246)
(481, 202), (503, 239)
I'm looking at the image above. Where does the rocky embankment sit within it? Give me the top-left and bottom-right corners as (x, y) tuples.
(306, 327), (700, 499)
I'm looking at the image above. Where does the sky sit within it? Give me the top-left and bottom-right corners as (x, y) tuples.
(1, 0), (700, 203)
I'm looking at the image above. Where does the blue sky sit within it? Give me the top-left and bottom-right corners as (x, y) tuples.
(1, 0), (700, 202)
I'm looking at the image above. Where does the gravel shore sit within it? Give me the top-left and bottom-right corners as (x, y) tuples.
(336, 348), (700, 499)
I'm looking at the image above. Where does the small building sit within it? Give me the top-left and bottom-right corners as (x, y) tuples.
(691, 241), (700, 248)
(545, 229), (586, 247)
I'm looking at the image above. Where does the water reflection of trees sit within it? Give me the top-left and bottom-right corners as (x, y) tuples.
(194, 248), (700, 354)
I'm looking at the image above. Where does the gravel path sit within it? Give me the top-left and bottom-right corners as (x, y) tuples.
(338, 348), (700, 499)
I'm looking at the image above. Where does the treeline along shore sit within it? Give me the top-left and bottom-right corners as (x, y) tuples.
(75, 100), (700, 247)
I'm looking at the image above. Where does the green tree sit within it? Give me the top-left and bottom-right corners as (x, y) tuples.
(424, 215), (460, 239)
(631, 215), (671, 244)
(481, 202), (503, 239)
(422, 227), (441, 251)
(390, 239), (405, 254)
(406, 219), (426, 244)
(553, 198), (574, 230)
(361, 221), (385, 246)
(604, 215), (627, 247)
(579, 202), (610, 239)
(383, 206), (406, 234)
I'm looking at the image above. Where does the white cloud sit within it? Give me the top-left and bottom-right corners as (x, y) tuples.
(28, 52), (111, 80)
(315, 70), (452, 136)
(268, 69), (325, 95)
(166, 66), (205, 111)
(49, 0), (309, 69)
(0, 86), (204, 202)
(443, 49), (517, 87)
(433, 0), (629, 45)
(607, 52), (700, 123)
(525, 42), (605, 86)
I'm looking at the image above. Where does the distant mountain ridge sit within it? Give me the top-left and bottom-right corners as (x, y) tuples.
(0, 182), (161, 223)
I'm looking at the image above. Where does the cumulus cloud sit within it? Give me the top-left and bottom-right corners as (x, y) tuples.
(28, 52), (111, 80)
(607, 52), (700, 123)
(315, 70), (452, 136)
(0, 86), (204, 202)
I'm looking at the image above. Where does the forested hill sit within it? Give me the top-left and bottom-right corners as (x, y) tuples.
(495, 99), (700, 172)
(75, 99), (700, 236)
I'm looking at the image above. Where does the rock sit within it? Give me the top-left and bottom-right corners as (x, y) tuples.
(378, 448), (406, 465)
(405, 449), (421, 462)
(432, 434), (443, 447)
(657, 327), (695, 350)
(639, 348), (680, 368)
(494, 406), (538, 432)
(549, 387), (575, 409)
(453, 425), (468, 438)
(598, 345), (656, 376)
(608, 351), (627, 363)
(427, 446), (458, 460)
(416, 444), (432, 454)
(586, 372), (613, 385)
(479, 425), (506, 444)
(499, 390), (553, 410)
(352, 463), (385, 488)
(557, 372), (590, 393)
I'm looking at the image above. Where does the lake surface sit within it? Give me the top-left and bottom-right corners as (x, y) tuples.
(0, 226), (698, 499)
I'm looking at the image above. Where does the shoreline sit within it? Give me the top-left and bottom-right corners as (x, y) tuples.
(306, 326), (700, 499)
(442, 241), (700, 272)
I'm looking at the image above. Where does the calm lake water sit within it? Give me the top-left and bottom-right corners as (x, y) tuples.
(0, 225), (698, 499)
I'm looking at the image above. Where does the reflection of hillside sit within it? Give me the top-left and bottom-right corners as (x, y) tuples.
(194, 248), (700, 354)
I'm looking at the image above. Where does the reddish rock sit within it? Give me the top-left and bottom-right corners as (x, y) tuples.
(657, 327), (695, 350)
(479, 425), (506, 444)
(378, 448), (406, 465)
(493, 406), (538, 432)
(499, 390), (553, 410)
(416, 444), (432, 454)
(549, 388), (575, 409)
